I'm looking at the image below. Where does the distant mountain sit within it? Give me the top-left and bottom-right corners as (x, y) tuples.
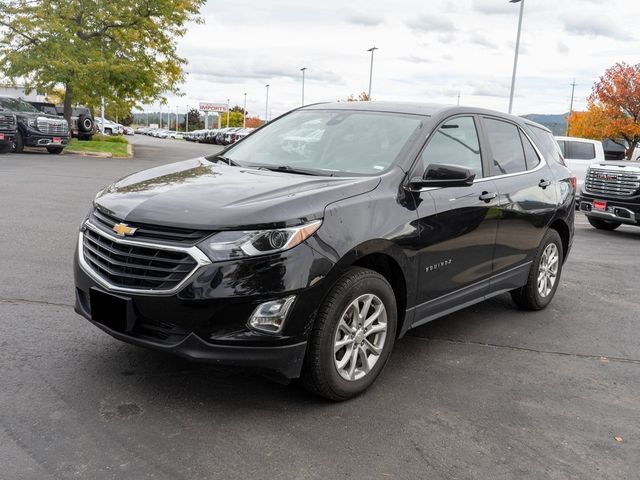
(521, 113), (568, 135)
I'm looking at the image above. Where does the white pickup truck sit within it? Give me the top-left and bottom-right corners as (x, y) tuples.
(555, 136), (605, 196)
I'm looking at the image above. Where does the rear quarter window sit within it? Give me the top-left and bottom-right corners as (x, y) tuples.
(526, 125), (566, 166)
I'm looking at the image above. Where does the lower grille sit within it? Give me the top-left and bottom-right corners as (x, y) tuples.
(585, 168), (640, 197)
(37, 117), (68, 135)
(0, 114), (16, 130)
(82, 228), (198, 290)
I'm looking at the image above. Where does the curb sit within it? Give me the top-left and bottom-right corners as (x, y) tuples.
(64, 150), (113, 158)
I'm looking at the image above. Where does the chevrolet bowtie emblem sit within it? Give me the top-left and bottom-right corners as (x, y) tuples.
(112, 223), (137, 237)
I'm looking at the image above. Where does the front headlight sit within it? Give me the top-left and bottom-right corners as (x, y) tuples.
(19, 116), (37, 129)
(198, 219), (322, 261)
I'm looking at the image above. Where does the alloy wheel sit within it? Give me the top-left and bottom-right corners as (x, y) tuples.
(333, 293), (387, 381)
(537, 243), (559, 298)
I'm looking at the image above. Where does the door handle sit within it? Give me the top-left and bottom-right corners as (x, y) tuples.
(479, 191), (497, 202)
(538, 179), (552, 189)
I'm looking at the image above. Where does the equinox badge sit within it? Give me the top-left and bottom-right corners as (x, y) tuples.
(112, 223), (137, 237)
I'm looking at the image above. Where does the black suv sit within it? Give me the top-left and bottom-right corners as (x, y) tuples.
(0, 110), (17, 153)
(74, 103), (575, 400)
(0, 96), (70, 154)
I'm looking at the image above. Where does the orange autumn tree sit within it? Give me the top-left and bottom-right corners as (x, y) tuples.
(568, 62), (640, 159)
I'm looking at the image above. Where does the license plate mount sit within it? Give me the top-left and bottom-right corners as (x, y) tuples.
(89, 288), (136, 332)
(593, 200), (607, 211)
(52, 137), (61, 143)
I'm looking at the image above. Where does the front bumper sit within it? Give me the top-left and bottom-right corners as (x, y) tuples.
(579, 192), (640, 226)
(73, 229), (335, 379)
(24, 132), (70, 148)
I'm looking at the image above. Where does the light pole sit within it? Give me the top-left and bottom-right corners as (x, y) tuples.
(185, 105), (189, 133)
(226, 98), (230, 128)
(243, 92), (247, 128)
(265, 84), (270, 123)
(367, 46), (378, 100)
(300, 67), (307, 105)
(508, 0), (525, 114)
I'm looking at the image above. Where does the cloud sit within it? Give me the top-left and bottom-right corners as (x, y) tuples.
(563, 16), (633, 41)
(187, 55), (343, 84)
(399, 55), (433, 64)
(471, 0), (513, 15)
(470, 32), (498, 50)
(345, 13), (385, 27)
(557, 40), (569, 54)
(406, 15), (455, 34)
(467, 80), (510, 98)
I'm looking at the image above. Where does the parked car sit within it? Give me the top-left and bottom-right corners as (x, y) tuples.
(0, 110), (17, 153)
(123, 126), (135, 136)
(579, 160), (640, 231)
(0, 96), (69, 154)
(602, 139), (627, 161)
(95, 118), (123, 136)
(74, 102), (575, 400)
(555, 136), (605, 196)
(230, 127), (254, 144)
(52, 106), (95, 140)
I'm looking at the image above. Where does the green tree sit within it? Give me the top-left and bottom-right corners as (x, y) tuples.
(0, 0), (205, 127)
(185, 108), (204, 130)
(219, 111), (245, 128)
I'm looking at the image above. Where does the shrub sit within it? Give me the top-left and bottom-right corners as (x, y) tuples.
(92, 133), (128, 143)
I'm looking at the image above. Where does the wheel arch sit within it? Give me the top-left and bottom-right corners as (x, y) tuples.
(548, 218), (570, 263)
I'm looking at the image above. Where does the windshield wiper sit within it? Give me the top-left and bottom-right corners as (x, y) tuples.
(251, 165), (331, 176)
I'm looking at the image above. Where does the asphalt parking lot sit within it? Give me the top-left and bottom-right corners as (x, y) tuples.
(1, 135), (639, 480)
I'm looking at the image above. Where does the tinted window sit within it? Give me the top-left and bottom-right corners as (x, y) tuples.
(527, 125), (565, 166)
(420, 116), (483, 178)
(556, 140), (566, 156)
(0, 97), (40, 113)
(222, 110), (424, 175)
(567, 141), (596, 160)
(520, 131), (540, 169)
(483, 117), (527, 175)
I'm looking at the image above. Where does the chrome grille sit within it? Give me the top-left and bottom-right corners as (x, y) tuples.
(82, 228), (198, 290)
(91, 208), (211, 245)
(36, 117), (68, 135)
(0, 114), (16, 130)
(585, 168), (640, 197)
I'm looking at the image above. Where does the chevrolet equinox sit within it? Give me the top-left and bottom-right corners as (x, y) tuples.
(74, 102), (575, 400)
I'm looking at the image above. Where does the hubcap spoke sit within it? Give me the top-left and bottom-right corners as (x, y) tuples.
(537, 243), (559, 298)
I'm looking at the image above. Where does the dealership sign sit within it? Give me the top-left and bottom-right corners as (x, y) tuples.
(199, 102), (227, 112)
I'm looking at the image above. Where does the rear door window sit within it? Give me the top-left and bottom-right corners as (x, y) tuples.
(567, 141), (596, 160)
(527, 126), (565, 166)
(482, 117), (527, 176)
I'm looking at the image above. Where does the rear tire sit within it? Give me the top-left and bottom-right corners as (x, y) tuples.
(587, 217), (621, 231)
(47, 147), (64, 154)
(511, 229), (563, 311)
(300, 267), (397, 401)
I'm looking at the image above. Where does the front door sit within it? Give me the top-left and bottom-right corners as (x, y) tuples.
(411, 115), (499, 326)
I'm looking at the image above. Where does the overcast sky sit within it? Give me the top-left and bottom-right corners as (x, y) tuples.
(151, 0), (640, 119)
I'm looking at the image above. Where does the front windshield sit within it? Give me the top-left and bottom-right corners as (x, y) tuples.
(0, 97), (41, 113)
(218, 109), (425, 175)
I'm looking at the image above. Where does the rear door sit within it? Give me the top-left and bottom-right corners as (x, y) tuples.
(479, 116), (557, 291)
(411, 115), (499, 324)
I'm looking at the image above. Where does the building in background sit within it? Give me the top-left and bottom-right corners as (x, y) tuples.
(0, 83), (46, 101)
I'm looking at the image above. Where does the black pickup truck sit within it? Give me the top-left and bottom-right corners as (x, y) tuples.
(0, 111), (17, 153)
(580, 161), (640, 230)
(0, 96), (70, 154)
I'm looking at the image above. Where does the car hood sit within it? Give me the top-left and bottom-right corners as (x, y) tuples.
(95, 158), (380, 230)
(589, 161), (640, 172)
(14, 111), (61, 120)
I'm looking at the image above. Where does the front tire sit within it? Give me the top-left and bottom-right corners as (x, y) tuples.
(587, 217), (621, 231)
(511, 229), (563, 310)
(14, 131), (24, 153)
(300, 267), (397, 401)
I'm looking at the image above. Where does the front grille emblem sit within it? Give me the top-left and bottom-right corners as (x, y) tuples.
(112, 223), (137, 237)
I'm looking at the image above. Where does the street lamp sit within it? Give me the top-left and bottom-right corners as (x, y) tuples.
(226, 98), (230, 128)
(300, 67), (307, 106)
(508, 0), (525, 114)
(367, 46), (378, 100)
(265, 84), (270, 123)
(243, 92), (247, 128)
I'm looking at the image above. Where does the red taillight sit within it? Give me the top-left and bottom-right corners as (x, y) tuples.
(569, 175), (577, 190)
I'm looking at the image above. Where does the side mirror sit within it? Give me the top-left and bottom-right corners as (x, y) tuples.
(409, 163), (476, 188)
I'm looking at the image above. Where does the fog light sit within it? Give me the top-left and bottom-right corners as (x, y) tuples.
(248, 296), (296, 334)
